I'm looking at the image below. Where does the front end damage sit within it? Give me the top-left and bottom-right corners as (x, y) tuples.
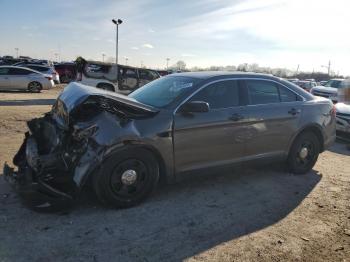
(3, 83), (158, 210)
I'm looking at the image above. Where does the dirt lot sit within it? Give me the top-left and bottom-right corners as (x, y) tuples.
(0, 86), (349, 262)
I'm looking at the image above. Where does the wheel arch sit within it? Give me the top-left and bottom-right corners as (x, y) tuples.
(288, 124), (325, 154)
(80, 142), (169, 190)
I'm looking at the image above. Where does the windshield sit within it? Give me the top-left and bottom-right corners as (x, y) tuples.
(129, 76), (199, 107)
(325, 80), (343, 88)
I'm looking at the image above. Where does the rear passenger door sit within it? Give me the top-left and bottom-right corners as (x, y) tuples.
(242, 79), (303, 158)
(174, 80), (249, 172)
(121, 68), (138, 90)
(8, 68), (33, 90)
(138, 70), (159, 87)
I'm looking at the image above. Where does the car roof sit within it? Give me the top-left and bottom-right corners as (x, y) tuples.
(0, 65), (44, 73)
(171, 71), (279, 81)
(25, 64), (51, 68)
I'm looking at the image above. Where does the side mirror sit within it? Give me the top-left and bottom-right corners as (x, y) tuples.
(180, 101), (210, 113)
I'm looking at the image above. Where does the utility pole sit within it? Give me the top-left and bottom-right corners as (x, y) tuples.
(166, 58), (170, 70)
(321, 60), (331, 76)
(15, 48), (19, 58)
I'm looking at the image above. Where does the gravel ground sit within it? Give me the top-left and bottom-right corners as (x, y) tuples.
(0, 86), (349, 262)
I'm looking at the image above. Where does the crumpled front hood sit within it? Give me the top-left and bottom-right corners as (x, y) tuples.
(57, 82), (158, 114)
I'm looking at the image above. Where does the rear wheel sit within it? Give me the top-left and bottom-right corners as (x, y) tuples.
(287, 132), (320, 174)
(28, 81), (42, 93)
(93, 148), (159, 208)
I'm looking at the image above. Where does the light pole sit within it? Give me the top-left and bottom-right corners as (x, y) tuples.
(112, 18), (123, 65)
(166, 58), (170, 70)
(102, 53), (105, 62)
(54, 53), (58, 62)
(15, 48), (19, 58)
(125, 57), (128, 65)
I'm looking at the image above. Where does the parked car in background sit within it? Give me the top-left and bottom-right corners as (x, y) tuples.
(310, 79), (345, 102)
(54, 63), (77, 83)
(76, 60), (160, 93)
(0, 66), (54, 92)
(156, 70), (171, 76)
(335, 103), (350, 141)
(23, 64), (60, 84)
(3, 72), (336, 210)
(295, 80), (317, 92)
(320, 80), (328, 86)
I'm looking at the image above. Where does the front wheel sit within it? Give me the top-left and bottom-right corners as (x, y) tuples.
(28, 81), (42, 93)
(287, 132), (320, 174)
(93, 148), (159, 208)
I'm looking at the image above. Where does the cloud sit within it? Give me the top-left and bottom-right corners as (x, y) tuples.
(148, 28), (155, 33)
(181, 53), (196, 57)
(92, 37), (100, 41)
(142, 43), (154, 49)
(131, 46), (139, 50)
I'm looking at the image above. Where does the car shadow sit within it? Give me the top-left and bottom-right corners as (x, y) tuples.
(0, 165), (321, 261)
(327, 140), (350, 156)
(0, 99), (56, 106)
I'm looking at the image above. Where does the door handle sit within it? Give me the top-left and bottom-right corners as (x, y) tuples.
(288, 108), (301, 115)
(230, 113), (244, 121)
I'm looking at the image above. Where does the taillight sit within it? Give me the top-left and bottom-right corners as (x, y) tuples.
(331, 105), (336, 117)
(76, 72), (82, 81)
(46, 76), (52, 81)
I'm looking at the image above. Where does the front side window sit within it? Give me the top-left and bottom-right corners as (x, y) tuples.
(190, 80), (240, 109)
(246, 80), (280, 105)
(279, 86), (301, 102)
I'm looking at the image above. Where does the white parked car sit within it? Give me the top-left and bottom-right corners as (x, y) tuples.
(23, 64), (60, 84)
(335, 103), (350, 141)
(310, 79), (345, 102)
(0, 66), (54, 92)
(76, 60), (160, 94)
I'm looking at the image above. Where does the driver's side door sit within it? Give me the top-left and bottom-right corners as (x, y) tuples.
(173, 80), (249, 173)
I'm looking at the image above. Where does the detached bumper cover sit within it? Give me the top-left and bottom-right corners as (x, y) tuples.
(3, 135), (74, 210)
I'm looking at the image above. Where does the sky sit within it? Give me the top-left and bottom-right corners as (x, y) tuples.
(1, 0), (349, 75)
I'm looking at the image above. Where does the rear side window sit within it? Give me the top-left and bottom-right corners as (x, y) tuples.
(246, 80), (279, 105)
(190, 80), (240, 109)
(8, 68), (33, 75)
(28, 66), (48, 72)
(246, 80), (301, 105)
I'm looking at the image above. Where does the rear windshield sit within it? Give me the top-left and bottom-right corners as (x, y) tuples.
(129, 76), (199, 108)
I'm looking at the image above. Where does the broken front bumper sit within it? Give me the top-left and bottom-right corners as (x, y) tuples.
(3, 135), (74, 211)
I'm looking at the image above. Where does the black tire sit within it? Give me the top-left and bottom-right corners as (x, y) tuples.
(93, 148), (159, 208)
(97, 83), (114, 92)
(28, 81), (42, 93)
(287, 131), (320, 174)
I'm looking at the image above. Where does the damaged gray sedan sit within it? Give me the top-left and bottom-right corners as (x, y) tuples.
(3, 72), (336, 210)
